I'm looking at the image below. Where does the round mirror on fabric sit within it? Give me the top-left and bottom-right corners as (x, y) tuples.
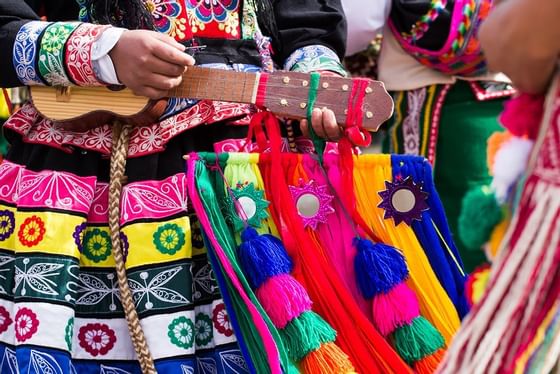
(378, 176), (430, 225)
(296, 193), (321, 218)
(289, 180), (335, 229)
(391, 188), (416, 213)
(237, 196), (257, 220)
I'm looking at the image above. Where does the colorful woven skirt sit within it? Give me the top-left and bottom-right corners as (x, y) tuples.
(0, 126), (252, 374)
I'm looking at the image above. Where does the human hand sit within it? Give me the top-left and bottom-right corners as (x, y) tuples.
(299, 71), (344, 141)
(109, 30), (195, 99)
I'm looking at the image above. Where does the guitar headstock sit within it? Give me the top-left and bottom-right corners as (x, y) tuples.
(262, 71), (394, 132)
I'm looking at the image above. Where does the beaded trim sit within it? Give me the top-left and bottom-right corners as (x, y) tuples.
(65, 24), (107, 86)
(12, 21), (52, 85)
(400, 0), (448, 43)
(37, 22), (81, 86)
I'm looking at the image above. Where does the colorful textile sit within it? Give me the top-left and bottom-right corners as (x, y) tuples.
(64, 23), (107, 86)
(284, 45), (348, 77)
(439, 75), (560, 374)
(37, 22), (81, 86)
(384, 81), (508, 271)
(389, 0), (491, 76)
(12, 21), (51, 85)
(0, 161), (247, 373)
(348, 154), (461, 344)
(391, 155), (469, 318)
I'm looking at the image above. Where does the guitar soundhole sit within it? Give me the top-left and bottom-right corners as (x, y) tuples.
(107, 85), (126, 92)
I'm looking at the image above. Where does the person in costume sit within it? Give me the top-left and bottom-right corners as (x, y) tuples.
(439, 0), (560, 372)
(0, 0), (348, 371)
(344, 0), (513, 272)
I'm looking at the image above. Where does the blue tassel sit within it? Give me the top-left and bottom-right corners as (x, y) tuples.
(239, 227), (293, 289)
(354, 238), (409, 298)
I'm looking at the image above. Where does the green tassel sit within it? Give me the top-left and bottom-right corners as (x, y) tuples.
(280, 311), (337, 362)
(458, 185), (503, 250)
(392, 316), (445, 364)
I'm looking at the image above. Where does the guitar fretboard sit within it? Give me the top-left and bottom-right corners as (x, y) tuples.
(168, 67), (259, 104)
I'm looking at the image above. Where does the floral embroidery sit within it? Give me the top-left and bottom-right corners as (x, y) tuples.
(153, 223), (185, 255)
(212, 303), (233, 337)
(65, 317), (74, 351)
(73, 222), (87, 252)
(218, 12), (240, 37)
(78, 323), (117, 356)
(14, 307), (39, 342)
(147, 0), (189, 40)
(0, 306), (12, 334)
(83, 228), (112, 262)
(186, 0), (239, 36)
(18, 216), (46, 247)
(38, 22), (81, 86)
(168, 316), (195, 349)
(0, 210), (15, 241)
(195, 313), (213, 346)
(13, 21), (51, 85)
(284, 45), (347, 77)
(64, 23), (106, 86)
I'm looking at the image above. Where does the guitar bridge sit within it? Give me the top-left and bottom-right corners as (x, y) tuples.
(55, 86), (72, 102)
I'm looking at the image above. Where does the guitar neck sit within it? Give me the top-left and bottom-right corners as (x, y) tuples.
(168, 66), (259, 104)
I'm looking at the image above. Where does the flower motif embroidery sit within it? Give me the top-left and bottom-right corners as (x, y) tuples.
(14, 307), (39, 342)
(212, 303), (233, 337)
(168, 316), (194, 349)
(78, 323), (117, 356)
(195, 313), (213, 346)
(72, 222), (87, 252)
(42, 26), (67, 54)
(65, 317), (74, 351)
(0, 210), (15, 241)
(146, 0), (188, 39)
(0, 306), (13, 334)
(186, 0), (238, 22)
(153, 223), (185, 255)
(18, 216), (46, 247)
(83, 228), (112, 262)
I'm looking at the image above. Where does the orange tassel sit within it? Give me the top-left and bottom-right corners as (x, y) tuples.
(487, 131), (512, 174)
(299, 342), (356, 374)
(413, 348), (446, 374)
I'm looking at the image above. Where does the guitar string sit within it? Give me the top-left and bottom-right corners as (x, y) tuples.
(175, 77), (376, 110)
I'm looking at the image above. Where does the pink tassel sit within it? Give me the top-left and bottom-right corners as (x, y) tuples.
(256, 274), (313, 328)
(372, 283), (419, 336)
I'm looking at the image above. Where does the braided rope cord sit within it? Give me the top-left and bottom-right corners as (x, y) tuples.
(109, 121), (156, 373)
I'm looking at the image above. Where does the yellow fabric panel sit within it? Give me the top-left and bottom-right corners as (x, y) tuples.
(15, 210), (82, 259)
(352, 155), (460, 344)
(120, 216), (192, 269)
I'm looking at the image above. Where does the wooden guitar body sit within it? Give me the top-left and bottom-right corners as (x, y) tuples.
(30, 85), (167, 131)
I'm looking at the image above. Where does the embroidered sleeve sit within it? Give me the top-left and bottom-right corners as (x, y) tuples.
(12, 21), (111, 87)
(283, 45), (348, 77)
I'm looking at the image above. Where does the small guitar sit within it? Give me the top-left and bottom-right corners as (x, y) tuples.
(30, 66), (393, 133)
